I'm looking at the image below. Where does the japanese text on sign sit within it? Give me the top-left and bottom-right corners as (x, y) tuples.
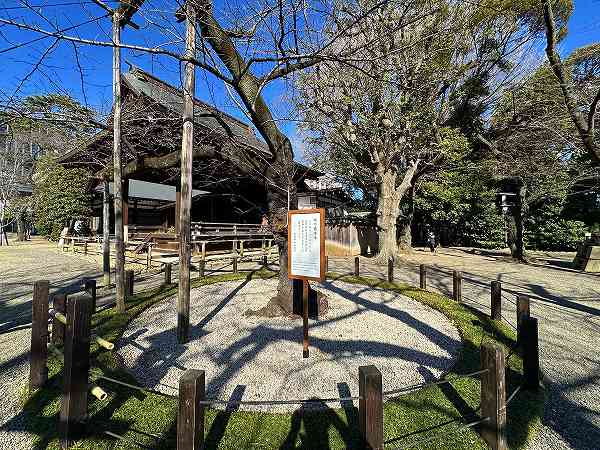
(289, 211), (322, 279)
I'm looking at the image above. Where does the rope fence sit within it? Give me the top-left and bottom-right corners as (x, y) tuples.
(28, 267), (542, 450)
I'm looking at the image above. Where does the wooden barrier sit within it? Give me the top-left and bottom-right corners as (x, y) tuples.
(517, 295), (530, 344)
(480, 342), (507, 450)
(199, 259), (205, 278)
(387, 257), (394, 283)
(491, 281), (502, 321)
(420, 264), (426, 289)
(354, 257), (360, 277)
(232, 256), (238, 274)
(164, 263), (172, 285)
(521, 317), (539, 391)
(52, 293), (67, 346)
(125, 270), (134, 297)
(325, 255), (329, 273)
(177, 369), (205, 450)
(453, 270), (462, 302)
(59, 293), (93, 449)
(30, 280), (50, 390)
(359, 365), (383, 450)
(262, 255), (268, 267)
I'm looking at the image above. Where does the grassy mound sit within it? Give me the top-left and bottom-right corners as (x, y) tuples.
(17, 270), (543, 449)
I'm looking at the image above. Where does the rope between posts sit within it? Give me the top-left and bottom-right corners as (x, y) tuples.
(104, 430), (153, 449)
(387, 417), (490, 449)
(503, 385), (522, 409)
(90, 369), (179, 400)
(383, 369), (489, 397)
(501, 293), (517, 306)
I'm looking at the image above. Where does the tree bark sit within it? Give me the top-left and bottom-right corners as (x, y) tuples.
(398, 186), (414, 253)
(375, 161), (419, 262)
(16, 214), (25, 241)
(112, 13), (125, 312)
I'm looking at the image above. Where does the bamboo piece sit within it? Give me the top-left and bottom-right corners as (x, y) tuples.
(90, 385), (108, 401)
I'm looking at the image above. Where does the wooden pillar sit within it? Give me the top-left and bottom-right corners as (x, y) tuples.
(30, 280), (49, 390)
(491, 281), (502, 321)
(419, 264), (426, 289)
(52, 293), (66, 346)
(480, 342), (507, 450)
(102, 179), (110, 286)
(84, 279), (97, 314)
(521, 317), (539, 391)
(125, 270), (134, 298)
(177, 2), (197, 344)
(112, 13), (125, 313)
(262, 254), (267, 267)
(164, 263), (172, 285)
(302, 279), (309, 358)
(59, 293), (93, 449)
(359, 365), (383, 450)
(354, 256), (360, 277)
(387, 257), (394, 282)
(325, 255), (329, 273)
(232, 255), (238, 274)
(453, 270), (462, 302)
(175, 183), (181, 235)
(199, 259), (205, 278)
(177, 369), (205, 450)
(517, 294), (530, 344)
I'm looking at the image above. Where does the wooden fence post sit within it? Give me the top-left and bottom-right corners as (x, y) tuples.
(420, 264), (426, 289)
(59, 293), (93, 449)
(164, 263), (172, 285)
(517, 294), (530, 344)
(387, 257), (394, 283)
(52, 293), (66, 346)
(480, 342), (507, 450)
(84, 279), (96, 314)
(521, 317), (539, 391)
(199, 259), (205, 278)
(453, 270), (462, 302)
(177, 369), (205, 450)
(354, 257), (360, 277)
(262, 255), (267, 267)
(491, 281), (502, 321)
(30, 280), (50, 390)
(232, 256), (238, 274)
(125, 270), (134, 298)
(359, 365), (383, 450)
(325, 255), (329, 273)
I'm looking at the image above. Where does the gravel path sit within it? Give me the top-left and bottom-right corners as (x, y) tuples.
(118, 278), (461, 412)
(330, 249), (600, 450)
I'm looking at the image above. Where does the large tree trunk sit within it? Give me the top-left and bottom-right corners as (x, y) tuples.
(398, 186), (415, 253)
(375, 162), (419, 262)
(16, 213), (25, 241)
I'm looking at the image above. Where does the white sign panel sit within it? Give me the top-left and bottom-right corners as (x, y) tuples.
(289, 211), (322, 279)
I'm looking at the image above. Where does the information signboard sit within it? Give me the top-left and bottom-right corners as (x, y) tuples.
(287, 208), (325, 281)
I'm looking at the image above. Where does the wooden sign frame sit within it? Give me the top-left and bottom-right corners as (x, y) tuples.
(287, 208), (326, 282)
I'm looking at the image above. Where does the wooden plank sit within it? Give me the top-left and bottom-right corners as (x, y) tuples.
(522, 317), (539, 391)
(177, 2), (197, 345)
(491, 281), (502, 320)
(419, 264), (426, 289)
(480, 342), (507, 450)
(52, 293), (66, 346)
(29, 280), (49, 390)
(359, 365), (383, 450)
(59, 293), (93, 449)
(177, 369), (205, 450)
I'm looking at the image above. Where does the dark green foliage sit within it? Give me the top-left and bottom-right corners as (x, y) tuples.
(525, 201), (588, 251)
(32, 156), (91, 239)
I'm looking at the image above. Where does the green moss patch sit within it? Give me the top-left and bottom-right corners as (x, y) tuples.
(17, 270), (543, 449)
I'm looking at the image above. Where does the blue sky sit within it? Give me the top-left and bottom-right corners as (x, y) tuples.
(0, 0), (599, 148)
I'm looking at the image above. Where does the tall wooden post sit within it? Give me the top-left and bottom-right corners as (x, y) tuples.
(453, 270), (462, 302)
(491, 281), (502, 321)
(84, 279), (97, 314)
(480, 342), (507, 450)
(177, 2), (197, 344)
(164, 263), (172, 285)
(52, 293), (67, 346)
(354, 256), (360, 276)
(59, 294), (93, 449)
(521, 317), (540, 391)
(112, 13), (125, 313)
(359, 365), (383, 450)
(177, 369), (205, 450)
(387, 257), (394, 282)
(30, 280), (49, 390)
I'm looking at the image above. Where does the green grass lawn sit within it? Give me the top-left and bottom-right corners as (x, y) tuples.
(18, 269), (543, 449)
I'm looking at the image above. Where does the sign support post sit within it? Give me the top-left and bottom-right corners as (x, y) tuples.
(287, 208), (325, 359)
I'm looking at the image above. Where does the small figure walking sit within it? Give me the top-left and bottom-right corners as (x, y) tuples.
(427, 231), (436, 253)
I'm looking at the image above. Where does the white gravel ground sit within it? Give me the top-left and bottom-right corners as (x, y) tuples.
(118, 279), (462, 412)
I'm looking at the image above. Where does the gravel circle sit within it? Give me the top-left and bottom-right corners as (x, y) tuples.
(118, 279), (461, 412)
